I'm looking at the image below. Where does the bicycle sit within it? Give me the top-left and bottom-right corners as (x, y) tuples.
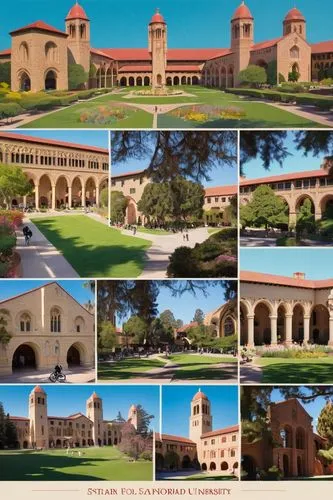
(49, 371), (67, 383)
(24, 234), (31, 246)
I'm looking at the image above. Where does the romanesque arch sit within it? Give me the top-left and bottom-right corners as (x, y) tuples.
(192, 75), (199, 85)
(209, 461), (216, 471)
(12, 342), (40, 371)
(45, 42), (58, 63)
(71, 176), (83, 207)
(85, 177), (97, 206)
(67, 342), (88, 367)
(221, 461), (228, 471)
(201, 462), (207, 471)
(106, 68), (112, 87)
(181, 455), (192, 469)
(311, 304), (329, 344)
(227, 66), (234, 87)
(136, 76), (142, 86)
(295, 194), (315, 215)
(187, 77), (191, 85)
(320, 194), (333, 217)
(144, 76), (150, 86)
(126, 197), (137, 224)
(18, 70), (31, 91)
(253, 300), (273, 345)
(173, 76), (180, 85)
(277, 303), (287, 343)
(166, 76), (172, 85)
(55, 175), (69, 208)
(240, 300), (250, 345)
(120, 76), (127, 86)
(45, 69), (57, 90)
(19, 42), (29, 63)
(39, 174), (53, 208)
(181, 76), (186, 85)
(129, 77), (135, 87)
(280, 424), (293, 447)
(292, 303), (305, 343)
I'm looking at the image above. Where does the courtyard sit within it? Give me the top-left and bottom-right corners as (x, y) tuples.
(12, 86), (325, 129)
(0, 447), (152, 481)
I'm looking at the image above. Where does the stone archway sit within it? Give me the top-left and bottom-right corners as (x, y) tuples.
(67, 345), (81, 366)
(181, 76), (186, 85)
(55, 176), (69, 209)
(144, 76), (150, 86)
(192, 75), (199, 85)
(19, 71), (31, 91)
(71, 176), (83, 207)
(12, 343), (39, 370)
(39, 174), (52, 208)
(173, 76), (180, 86)
(311, 304), (329, 344)
(295, 194), (315, 216)
(45, 70), (57, 90)
(85, 177), (96, 206)
(277, 304), (287, 343)
(166, 77), (172, 86)
(240, 301), (249, 345)
(209, 461), (216, 471)
(221, 461), (228, 471)
(320, 194), (333, 218)
(292, 304), (304, 343)
(126, 198), (137, 224)
(120, 76), (127, 86)
(227, 66), (234, 87)
(129, 77), (135, 87)
(181, 455), (191, 469)
(136, 76), (142, 86)
(254, 301), (272, 345)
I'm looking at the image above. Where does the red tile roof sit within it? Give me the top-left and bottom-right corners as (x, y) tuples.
(166, 65), (201, 72)
(98, 48), (226, 62)
(201, 425), (239, 438)
(205, 185), (237, 197)
(10, 21), (68, 37)
(311, 41), (333, 54)
(67, 412), (88, 420)
(284, 7), (305, 22)
(90, 48), (114, 60)
(206, 50), (233, 61)
(176, 321), (198, 333)
(240, 270), (333, 289)
(119, 65), (152, 72)
(66, 3), (88, 21)
(112, 169), (146, 179)
(150, 10), (165, 24)
(0, 132), (108, 155)
(251, 38), (283, 51)
(32, 385), (45, 394)
(240, 168), (328, 186)
(10, 416), (29, 421)
(0, 49), (11, 57)
(155, 433), (196, 445)
(232, 3), (253, 21)
(192, 390), (209, 401)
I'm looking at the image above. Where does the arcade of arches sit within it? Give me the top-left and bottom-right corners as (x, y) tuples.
(240, 272), (333, 347)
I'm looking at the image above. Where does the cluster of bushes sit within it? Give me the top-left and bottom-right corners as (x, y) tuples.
(227, 87), (333, 111)
(258, 345), (333, 359)
(167, 227), (237, 278)
(0, 210), (23, 227)
(0, 222), (17, 278)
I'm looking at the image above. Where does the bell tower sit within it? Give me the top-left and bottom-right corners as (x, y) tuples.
(283, 7), (306, 39)
(148, 9), (167, 89)
(28, 386), (49, 449)
(65, 2), (91, 73)
(231, 1), (254, 86)
(189, 389), (212, 444)
(128, 404), (139, 430)
(86, 392), (103, 446)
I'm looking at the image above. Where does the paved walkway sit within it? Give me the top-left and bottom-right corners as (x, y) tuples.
(16, 216), (79, 278)
(268, 102), (333, 127)
(0, 367), (95, 384)
(121, 227), (210, 278)
(240, 362), (263, 384)
(240, 236), (277, 247)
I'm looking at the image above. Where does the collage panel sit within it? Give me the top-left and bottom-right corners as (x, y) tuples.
(0, 384), (159, 480)
(110, 130), (238, 279)
(97, 280), (238, 384)
(0, 130), (109, 280)
(241, 385), (333, 480)
(0, 279), (95, 384)
(156, 385), (239, 481)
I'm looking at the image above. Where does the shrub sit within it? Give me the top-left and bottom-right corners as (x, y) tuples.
(276, 236), (297, 246)
(0, 210), (23, 227)
(167, 247), (200, 277)
(68, 63), (88, 90)
(0, 102), (23, 121)
(139, 451), (152, 461)
(238, 65), (267, 87)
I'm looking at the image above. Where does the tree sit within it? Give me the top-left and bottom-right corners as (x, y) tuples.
(98, 321), (117, 351)
(223, 195), (238, 226)
(296, 199), (316, 236)
(135, 404), (154, 435)
(0, 63), (11, 85)
(0, 309), (11, 345)
(0, 403), (5, 449)
(118, 421), (141, 459)
(115, 411), (125, 423)
(0, 165), (32, 209)
(186, 324), (215, 347)
(159, 309), (177, 330)
(238, 65), (267, 87)
(193, 309), (204, 325)
(149, 317), (173, 345)
(123, 316), (148, 345)
(288, 68), (300, 82)
(68, 64), (88, 90)
(266, 60), (277, 86)
(111, 191), (128, 223)
(240, 185), (289, 230)
(130, 281), (159, 324)
(317, 401), (333, 447)
(111, 131), (237, 184)
(5, 413), (17, 448)
(100, 187), (108, 208)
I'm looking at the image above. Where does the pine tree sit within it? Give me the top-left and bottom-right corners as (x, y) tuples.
(317, 401), (333, 447)
(5, 413), (18, 448)
(135, 405), (154, 436)
(193, 308), (205, 325)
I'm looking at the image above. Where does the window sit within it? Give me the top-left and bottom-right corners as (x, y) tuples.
(232, 435), (236, 442)
(215, 197), (219, 203)
(20, 313), (31, 332)
(221, 436), (227, 443)
(207, 197), (211, 204)
(290, 45), (300, 59)
(230, 449), (236, 457)
(211, 439), (215, 445)
(50, 308), (61, 333)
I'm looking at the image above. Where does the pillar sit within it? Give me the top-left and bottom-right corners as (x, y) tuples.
(35, 184), (39, 210)
(289, 212), (297, 228)
(95, 185), (100, 207)
(51, 185), (56, 210)
(315, 210), (321, 221)
(23, 195), (27, 208)
(68, 186), (72, 209)
(303, 315), (310, 344)
(81, 183), (86, 207)
(285, 314), (293, 344)
(270, 315), (278, 345)
(329, 316), (333, 346)
(247, 314), (254, 346)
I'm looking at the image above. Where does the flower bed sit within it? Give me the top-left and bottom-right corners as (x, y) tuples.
(257, 344), (333, 358)
(79, 103), (133, 125)
(170, 104), (246, 122)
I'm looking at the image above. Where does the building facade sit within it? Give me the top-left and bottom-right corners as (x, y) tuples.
(242, 398), (330, 479)
(0, 282), (95, 375)
(240, 270), (333, 346)
(240, 159), (333, 226)
(0, 2), (331, 92)
(10, 385), (139, 449)
(156, 389), (239, 475)
(0, 132), (109, 210)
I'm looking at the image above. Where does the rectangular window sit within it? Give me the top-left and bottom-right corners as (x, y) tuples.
(295, 180), (302, 189)
(130, 188), (136, 194)
(232, 435), (236, 441)
(77, 325), (80, 333)
(222, 197), (226, 202)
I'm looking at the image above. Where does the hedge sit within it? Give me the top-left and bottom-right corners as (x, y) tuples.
(0, 102), (23, 120)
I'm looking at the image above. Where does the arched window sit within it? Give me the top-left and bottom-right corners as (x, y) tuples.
(45, 42), (58, 63)
(74, 316), (85, 333)
(224, 316), (235, 336)
(80, 24), (86, 39)
(19, 42), (29, 62)
(20, 313), (31, 332)
(290, 45), (300, 59)
(50, 308), (61, 333)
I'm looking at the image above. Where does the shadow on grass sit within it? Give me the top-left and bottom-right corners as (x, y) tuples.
(173, 363), (238, 381)
(262, 362), (333, 384)
(32, 216), (150, 277)
(98, 359), (165, 379)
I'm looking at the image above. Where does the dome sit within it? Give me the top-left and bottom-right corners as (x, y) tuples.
(284, 7), (305, 22)
(232, 1), (253, 21)
(150, 9), (165, 24)
(66, 2), (88, 21)
(192, 389), (209, 401)
(90, 391), (100, 400)
(32, 385), (45, 394)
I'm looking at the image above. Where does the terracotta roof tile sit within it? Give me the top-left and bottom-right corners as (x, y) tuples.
(66, 3), (88, 21)
(119, 65), (152, 72)
(240, 169), (327, 186)
(0, 49), (11, 57)
(192, 390), (209, 401)
(98, 48), (226, 62)
(10, 416), (29, 421)
(251, 38), (283, 51)
(156, 433), (196, 445)
(201, 425), (239, 438)
(10, 21), (68, 37)
(241, 270), (333, 289)
(311, 41), (333, 54)
(232, 3), (253, 21)
(176, 321), (198, 333)
(205, 185), (237, 197)
(112, 169), (146, 179)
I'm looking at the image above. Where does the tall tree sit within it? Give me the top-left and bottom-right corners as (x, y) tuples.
(193, 309), (205, 325)
(240, 185), (289, 230)
(135, 405), (154, 436)
(0, 403), (5, 449)
(111, 191), (128, 223)
(5, 413), (17, 448)
(0, 165), (32, 209)
(130, 281), (159, 323)
(159, 309), (177, 330)
(149, 317), (173, 345)
(317, 401), (333, 447)
(123, 316), (148, 345)
(98, 322), (117, 351)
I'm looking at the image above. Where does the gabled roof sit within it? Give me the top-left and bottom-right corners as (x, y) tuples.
(112, 169), (146, 179)
(241, 270), (333, 289)
(201, 424), (239, 438)
(205, 185), (237, 197)
(155, 433), (196, 445)
(311, 40), (333, 54)
(251, 37), (283, 51)
(240, 169), (327, 186)
(97, 48), (226, 62)
(10, 21), (68, 37)
(176, 321), (198, 333)
(0, 132), (108, 155)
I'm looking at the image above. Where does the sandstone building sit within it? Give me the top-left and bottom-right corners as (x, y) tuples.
(0, 2), (332, 91)
(9, 385), (140, 449)
(156, 389), (239, 476)
(0, 281), (95, 376)
(0, 132), (109, 210)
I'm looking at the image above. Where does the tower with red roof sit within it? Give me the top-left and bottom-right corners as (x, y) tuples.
(86, 391), (103, 446)
(189, 389), (212, 443)
(230, 1), (254, 86)
(28, 386), (49, 449)
(148, 9), (167, 89)
(65, 2), (91, 74)
(283, 7), (306, 39)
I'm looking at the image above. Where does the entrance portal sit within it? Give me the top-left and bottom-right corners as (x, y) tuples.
(12, 344), (37, 370)
(67, 345), (81, 366)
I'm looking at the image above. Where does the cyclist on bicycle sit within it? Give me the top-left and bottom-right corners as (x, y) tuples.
(23, 226), (32, 244)
(54, 364), (62, 375)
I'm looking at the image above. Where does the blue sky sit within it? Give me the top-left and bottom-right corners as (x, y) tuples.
(0, 385), (160, 430)
(0, 1), (332, 51)
(116, 281), (229, 327)
(0, 280), (93, 305)
(243, 132), (325, 180)
(271, 388), (330, 432)
(162, 386), (238, 437)
(240, 248), (333, 279)
(13, 131), (109, 150)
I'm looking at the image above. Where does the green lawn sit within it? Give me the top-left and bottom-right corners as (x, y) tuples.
(169, 353), (238, 381)
(20, 86), (320, 129)
(0, 447), (152, 481)
(258, 357), (333, 383)
(32, 215), (151, 277)
(137, 227), (173, 235)
(98, 358), (165, 380)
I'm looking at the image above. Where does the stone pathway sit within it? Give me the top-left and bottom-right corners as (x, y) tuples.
(268, 102), (333, 127)
(0, 367), (95, 384)
(240, 362), (263, 384)
(16, 216), (79, 278)
(121, 227), (210, 278)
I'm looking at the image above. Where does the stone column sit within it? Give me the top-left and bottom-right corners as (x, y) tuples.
(247, 314), (254, 347)
(95, 185), (100, 207)
(23, 195), (27, 209)
(270, 315), (278, 345)
(303, 315), (310, 344)
(315, 210), (321, 221)
(289, 212), (297, 228)
(81, 184), (86, 207)
(285, 314), (293, 344)
(68, 186), (72, 209)
(51, 185), (56, 210)
(329, 316), (333, 346)
(35, 184), (39, 210)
